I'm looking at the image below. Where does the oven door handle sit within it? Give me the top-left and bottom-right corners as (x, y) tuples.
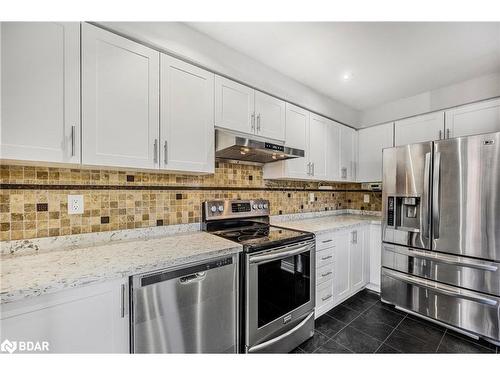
(247, 311), (314, 353)
(249, 242), (313, 265)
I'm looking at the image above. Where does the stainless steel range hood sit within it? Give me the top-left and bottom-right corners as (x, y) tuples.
(215, 130), (304, 164)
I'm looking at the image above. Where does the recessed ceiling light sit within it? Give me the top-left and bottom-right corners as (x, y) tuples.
(342, 72), (352, 81)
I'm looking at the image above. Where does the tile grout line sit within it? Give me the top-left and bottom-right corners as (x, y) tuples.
(373, 313), (407, 353)
(435, 328), (448, 353)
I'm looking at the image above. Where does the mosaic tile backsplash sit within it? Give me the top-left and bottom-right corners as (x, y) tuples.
(0, 162), (382, 241)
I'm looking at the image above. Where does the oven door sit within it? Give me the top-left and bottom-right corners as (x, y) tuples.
(245, 240), (315, 353)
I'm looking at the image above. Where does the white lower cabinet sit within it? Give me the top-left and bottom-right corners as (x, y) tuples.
(0, 278), (129, 353)
(315, 224), (378, 319)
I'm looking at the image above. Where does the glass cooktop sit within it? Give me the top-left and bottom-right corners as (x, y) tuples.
(212, 224), (313, 249)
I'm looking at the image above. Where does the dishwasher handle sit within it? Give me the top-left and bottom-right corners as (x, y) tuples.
(179, 272), (206, 284)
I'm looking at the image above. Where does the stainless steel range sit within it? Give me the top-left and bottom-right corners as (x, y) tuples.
(381, 131), (500, 345)
(202, 199), (315, 353)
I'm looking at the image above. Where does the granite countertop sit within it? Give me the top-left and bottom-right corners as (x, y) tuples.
(0, 231), (242, 305)
(272, 214), (381, 235)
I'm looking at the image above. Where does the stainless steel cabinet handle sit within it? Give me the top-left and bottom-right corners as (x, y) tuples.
(321, 271), (332, 277)
(383, 269), (498, 306)
(312, 162), (315, 176)
(351, 230), (357, 244)
(321, 294), (333, 302)
(341, 167), (347, 179)
(153, 139), (158, 163)
(321, 239), (333, 243)
(71, 126), (76, 157)
(446, 128), (450, 139)
(249, 241), (313, 264)
(164, 140), (168, 164)
(321, 255), (333, 261)
(439, 129), (442, 140)
(307, 162), (311, 175)
(257, 114), (261, 132)
(422, 152), (431, 239)
(385, 246), (499, 272)
(251, 113), (256, 132)
(432, 151), (441, 239)
(247, 312), (314, 353)
(120, 283), (127, 318)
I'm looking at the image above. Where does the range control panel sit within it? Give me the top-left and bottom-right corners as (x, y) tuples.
(203, 199), (270, 219)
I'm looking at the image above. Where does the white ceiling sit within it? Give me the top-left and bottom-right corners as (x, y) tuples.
(186, 22), (500, 110)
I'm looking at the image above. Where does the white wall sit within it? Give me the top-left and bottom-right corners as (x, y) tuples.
(97, 22), (360, 127)
(360, 73), (500, 127)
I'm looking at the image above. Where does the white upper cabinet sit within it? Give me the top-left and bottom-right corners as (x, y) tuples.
(254, 91), (286, 141)
(394, 111), (444, 146)
(263, 103), (309, 179)
(82, 23), (160, 169)
(326, 120), (341, 181)
(357, 122), (394, 182)
(308, 114), (329, 180)
(340, 126), (357, 181)
(215, 76), (255, 135)
(160, 55), (215, 173)
(215, 76), (286, 142)
(445, 98), (500, 139)
(0, 22), (80, 163)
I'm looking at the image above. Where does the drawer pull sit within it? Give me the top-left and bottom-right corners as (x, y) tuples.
(321, 271), (332, 277)
(321, 255), (333, 261)
(321, 294), (333, 302)
(321, 239), (333, 243)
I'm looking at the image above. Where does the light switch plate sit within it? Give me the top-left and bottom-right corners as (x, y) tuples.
(364, 194), (370, 203)
(68, 195), (84, 214)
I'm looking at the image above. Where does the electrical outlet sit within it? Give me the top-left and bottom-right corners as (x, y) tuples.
(309, 193), (315, 203)
(364, 194), (370, 203)
(68, 195), (84, 214)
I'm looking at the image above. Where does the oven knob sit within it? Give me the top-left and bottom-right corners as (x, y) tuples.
(258, 203), (263, 209)
(210, 205), (217, 213)
(263, 203), (268, 209)
(218, 205), (224, 212)
(252, 204), (258, 210)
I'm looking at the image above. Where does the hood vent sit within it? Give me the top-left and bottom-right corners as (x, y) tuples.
(215, 130), (304, 164)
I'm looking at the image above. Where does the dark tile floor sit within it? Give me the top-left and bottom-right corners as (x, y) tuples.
(292, 289), (500, 354)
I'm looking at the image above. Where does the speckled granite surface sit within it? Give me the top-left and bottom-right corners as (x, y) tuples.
(0, 231), (242, 304)
(273, 213), (381, 235)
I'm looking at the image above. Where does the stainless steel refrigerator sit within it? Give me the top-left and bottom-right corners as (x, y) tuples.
(381, 131), (500, 345)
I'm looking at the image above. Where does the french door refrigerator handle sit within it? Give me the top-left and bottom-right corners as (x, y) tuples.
(383, 269), (498, 306)
(422, 152), (431, 239)
(386, 245), (499, 272)
(432, 151), (441, 239)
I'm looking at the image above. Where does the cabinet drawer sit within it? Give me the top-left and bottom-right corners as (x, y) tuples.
(316, 247), (334, 269)
(316, 232), (335, 251)
(316, 281), (334, 308)
(316, 263), (334, 285)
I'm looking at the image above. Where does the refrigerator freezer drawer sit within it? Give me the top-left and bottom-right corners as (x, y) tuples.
(382, 244), (500, 296)
(381, 268), (500, 343)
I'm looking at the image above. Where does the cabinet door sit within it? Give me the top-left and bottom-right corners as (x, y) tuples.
(394, 111), (444, 146)
(326, 120), (341, 181)
(357, 122), (394, 182)
(283, 103), (310, 179)
(349, 228), (365, 291)
(254, 91), (285, 141)
(340, 125), (357, 181)
(215, 75), (255, 135)
(160, 55), (215, 173)
(445, 98), (500, 139)
(368, 225), (382, 292)
(0, 279), (129, 353)
(1, 22), (80, 163)
(82, 23), (160, 169)
(309, 114), (328, 180)
(334, 231), (351, 302)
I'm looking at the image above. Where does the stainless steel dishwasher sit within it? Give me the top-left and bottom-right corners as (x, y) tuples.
(130, 255), (238, 353)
